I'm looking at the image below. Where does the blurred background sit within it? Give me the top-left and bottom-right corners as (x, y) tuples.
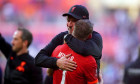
(0, 0), (140, 84)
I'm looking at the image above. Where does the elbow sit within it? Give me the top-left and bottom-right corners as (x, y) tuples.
(35, 54), (41, 66)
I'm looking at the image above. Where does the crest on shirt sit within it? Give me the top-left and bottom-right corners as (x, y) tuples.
(16, 61), (26, 72)
(58, 52), (74, 61)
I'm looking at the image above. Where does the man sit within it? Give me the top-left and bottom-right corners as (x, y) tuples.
(123, 46), (140, 84)
(0, 28), (43, 84)
(0, 67), (2, 84)
(35, 5), (103, 83)
(48, 19), (98, 84)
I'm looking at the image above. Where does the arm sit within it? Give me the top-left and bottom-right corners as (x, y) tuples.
(65, 31), (103, 59)
(98, 70), (103, 84)
(35, 32), (67, 68)
(35, 31), (77, 71)
(0, 33), (12, 59)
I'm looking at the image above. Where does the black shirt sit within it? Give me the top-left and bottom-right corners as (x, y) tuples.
(123, 58), (140, 84)
(0, 34), (43, 84)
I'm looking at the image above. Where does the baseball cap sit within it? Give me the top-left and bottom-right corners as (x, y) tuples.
(62, 5), (89, 19)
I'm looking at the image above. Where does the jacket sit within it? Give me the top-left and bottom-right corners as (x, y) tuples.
(0, 34), (43, 84)
(35, 31), (103, 72)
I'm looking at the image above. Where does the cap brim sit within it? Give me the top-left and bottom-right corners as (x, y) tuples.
(62, 13), (81, 19)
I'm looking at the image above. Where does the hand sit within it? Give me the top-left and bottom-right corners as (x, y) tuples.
(56, 54), (77, 71)
(98, 70), (103, 84)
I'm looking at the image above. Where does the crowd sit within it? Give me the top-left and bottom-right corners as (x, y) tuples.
(0, 0), (140, 84)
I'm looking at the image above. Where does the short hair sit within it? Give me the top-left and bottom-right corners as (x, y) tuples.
(72, 19), (93, 40)
(17, 28), (33, 48)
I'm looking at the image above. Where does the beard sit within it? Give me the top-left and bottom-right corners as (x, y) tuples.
(12, 45), (23, 53)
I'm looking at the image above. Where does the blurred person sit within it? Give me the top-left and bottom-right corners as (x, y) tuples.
(123, 45), (140, 84)
(35, 5), (103, 83)
(0, 67), (2, 84)
(0, 28), (43, 84)
(47, 19), (98, 84)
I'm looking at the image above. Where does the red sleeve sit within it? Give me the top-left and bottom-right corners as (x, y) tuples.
(83, 57), (98, 84)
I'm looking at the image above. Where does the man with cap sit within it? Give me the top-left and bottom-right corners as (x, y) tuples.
(35, 5), (103, 83)
(47, 19), (98, 84)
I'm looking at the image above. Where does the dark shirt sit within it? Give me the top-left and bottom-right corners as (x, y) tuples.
(35, 31), (103, 70)
(0, 34), (43, 84)
(123, 58), (140, 84)
(0, 67), (2, 84)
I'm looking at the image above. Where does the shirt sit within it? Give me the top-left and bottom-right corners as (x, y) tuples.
(52, 44), (98, 84)
(0, 34), (43, 84)
(35, 31), (103, 73)
(123, 58), (140, 84)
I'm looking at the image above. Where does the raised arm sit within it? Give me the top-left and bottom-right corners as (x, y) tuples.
(0, 34), (12, 59)
(64, 31), (103, 59)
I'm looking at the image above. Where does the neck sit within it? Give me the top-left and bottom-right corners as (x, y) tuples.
(16, 48), (28, 56)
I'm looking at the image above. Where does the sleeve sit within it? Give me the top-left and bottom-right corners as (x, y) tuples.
(123, 65), (128, 84)
(64, 31), (103, 59)
(0, 34), (12, 59)
(83, 58), (98, 84)
(35, 31), (68, 68)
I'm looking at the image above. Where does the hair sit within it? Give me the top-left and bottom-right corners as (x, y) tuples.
(17, 28), (33, 48)
(72, 19), (93, 40)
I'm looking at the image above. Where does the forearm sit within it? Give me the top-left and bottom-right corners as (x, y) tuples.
(65, 33), (103, 59)
(35, 49), (58, 68)
(0, 34), (12, 58)
(35, 31), (67, 68)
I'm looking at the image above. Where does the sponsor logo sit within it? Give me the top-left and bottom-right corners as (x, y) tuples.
(58, 52), (74, 61)
(71, 7), (76, 12)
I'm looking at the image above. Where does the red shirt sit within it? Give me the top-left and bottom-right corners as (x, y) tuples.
(52, 44), (98, 84)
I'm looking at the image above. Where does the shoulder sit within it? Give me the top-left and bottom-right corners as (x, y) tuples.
(51, 31), (68, 43)
(78, 56), (96, 67)
(52, 44), (69, 56)
(78, 56), (97, 73)
(92, 31), (102, 39)
(23, 54), (34, 64)
(56, 31), (68, 38)
(85, 56), (96, 67)
(126, 60), (140, 69)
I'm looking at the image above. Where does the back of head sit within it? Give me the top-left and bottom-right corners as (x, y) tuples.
(72, 19), (93, 40)
(18, 28), (33, 48)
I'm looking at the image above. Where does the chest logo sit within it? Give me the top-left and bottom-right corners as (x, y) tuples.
(16, 61), (26, 72)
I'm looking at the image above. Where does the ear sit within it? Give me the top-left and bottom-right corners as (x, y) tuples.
(87, 34), (92, 39)
(23, 40), (28, 47)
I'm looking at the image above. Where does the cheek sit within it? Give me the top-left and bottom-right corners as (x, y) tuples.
(67, 23), (68, 27)
(69, 28), (74, 34)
